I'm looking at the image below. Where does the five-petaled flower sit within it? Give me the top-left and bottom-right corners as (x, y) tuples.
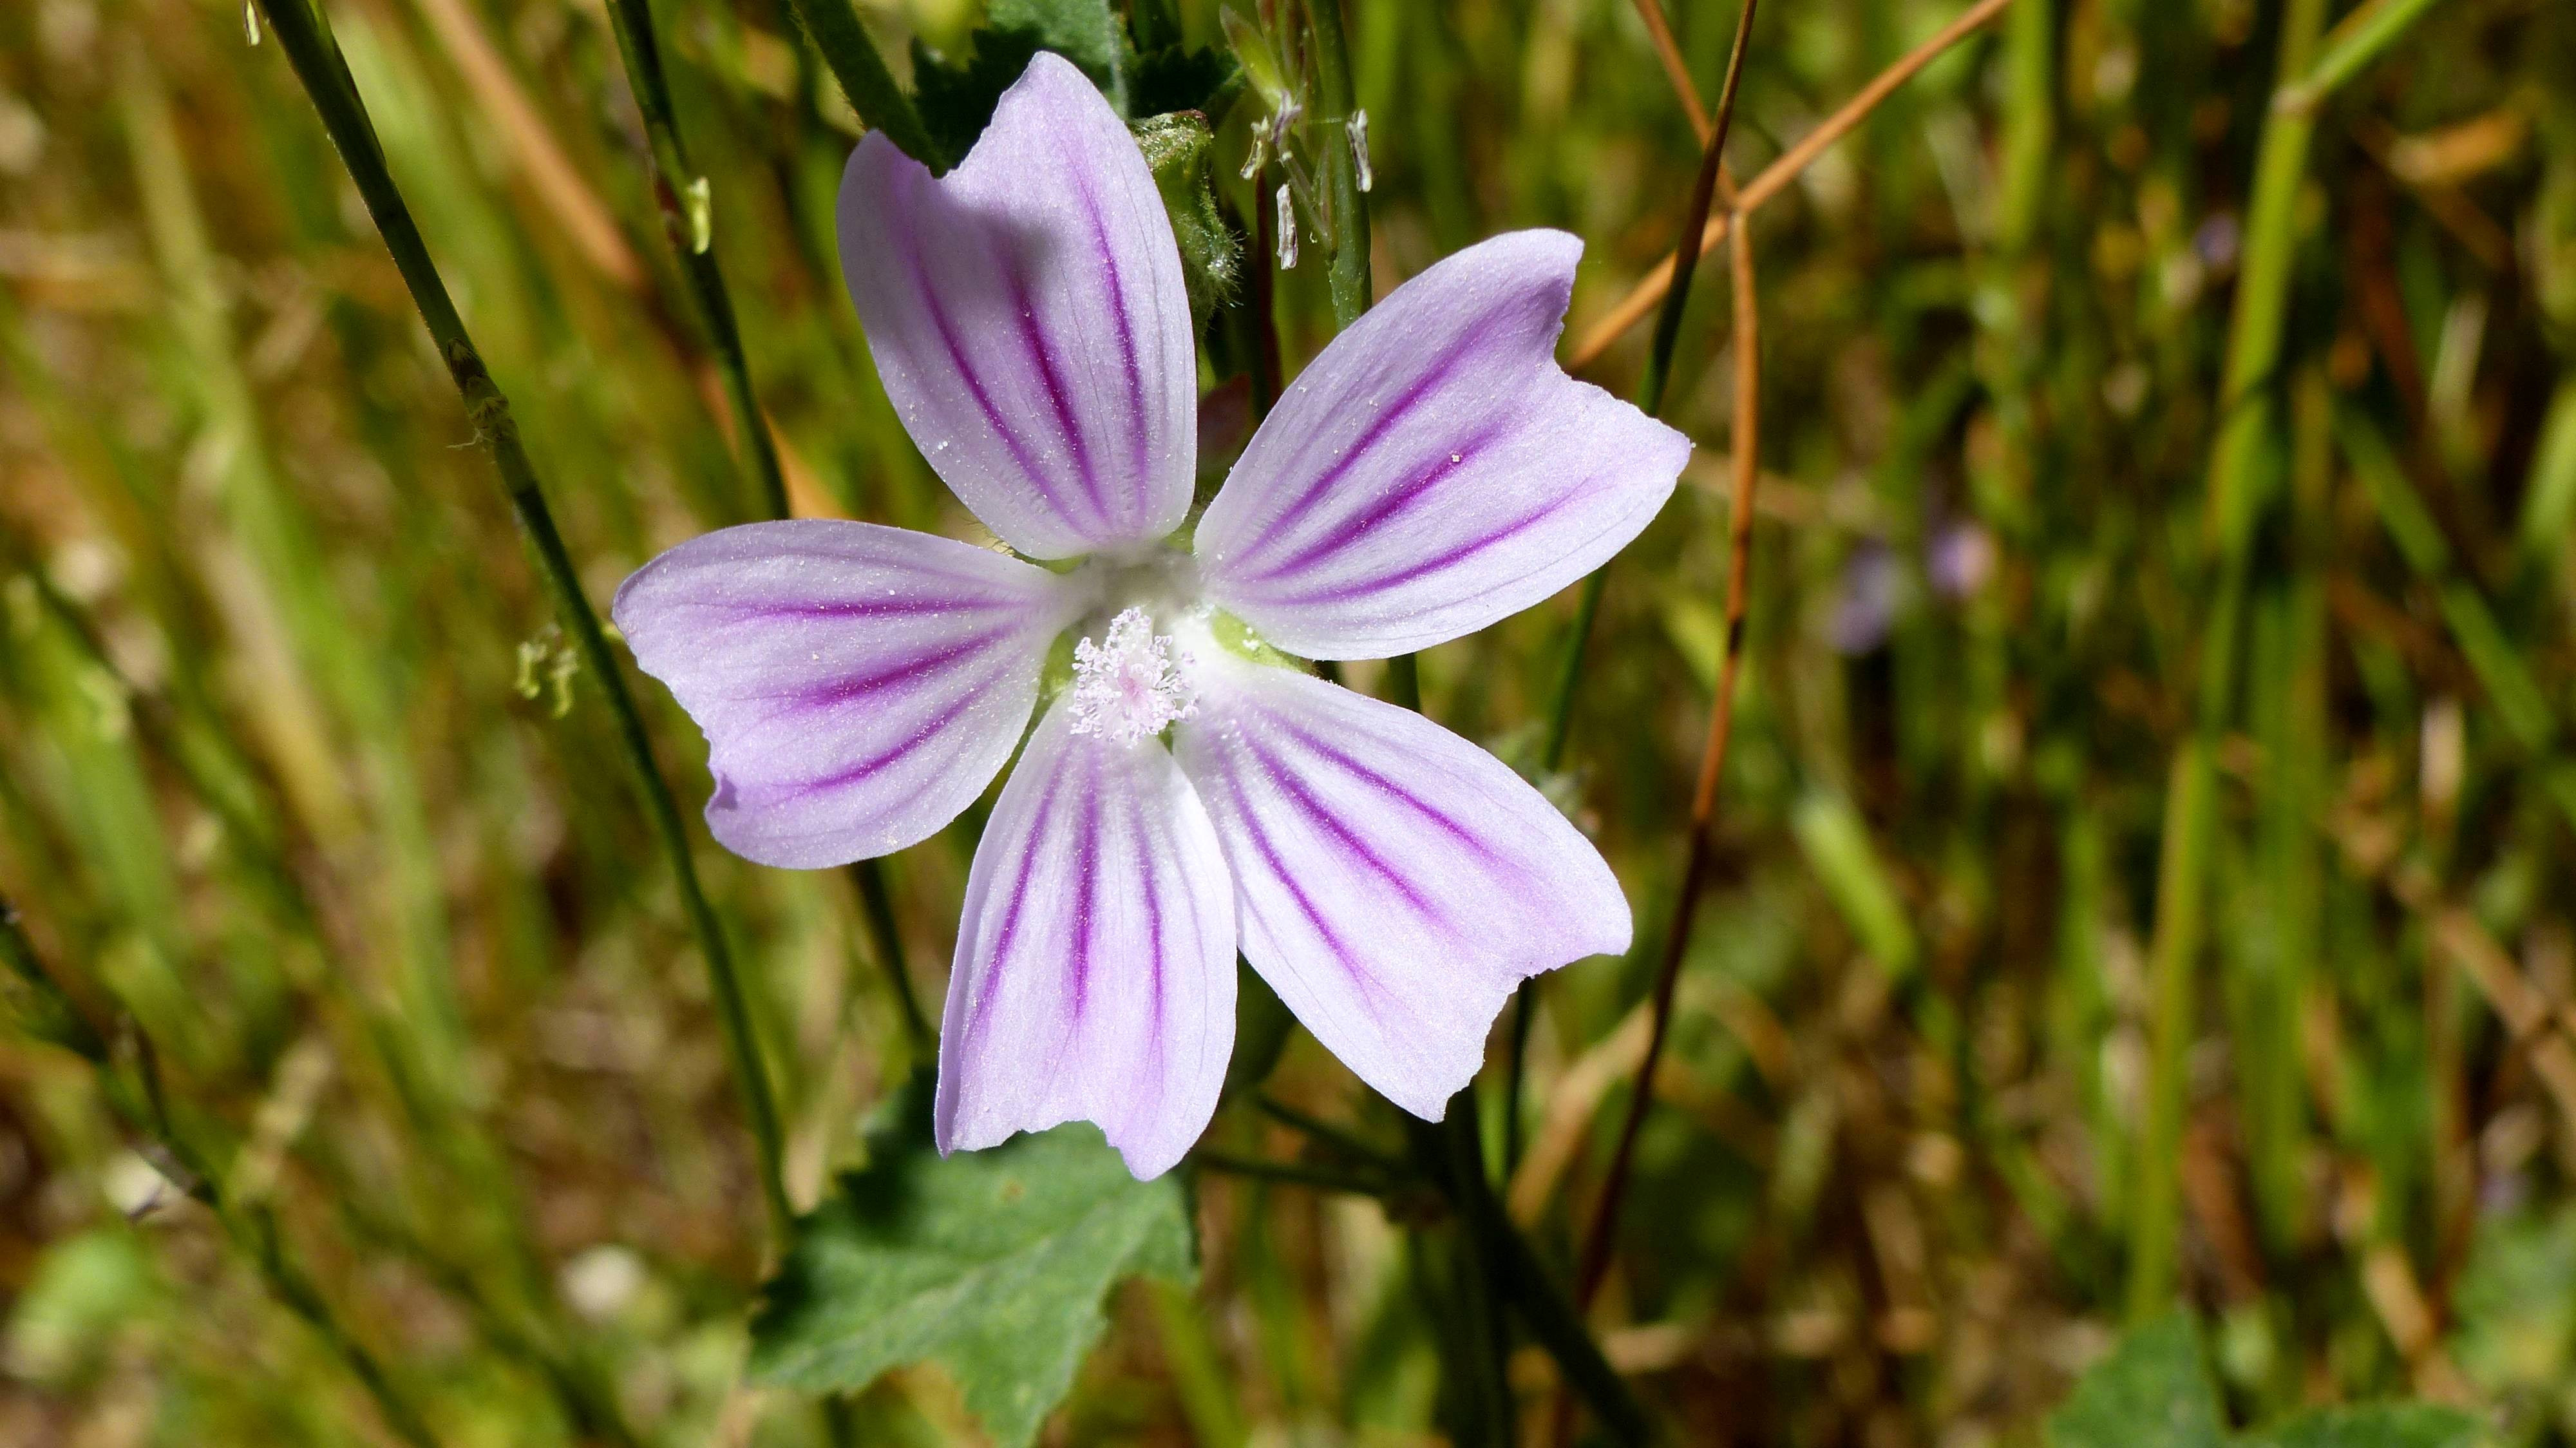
(613, 54), (1690, 1179)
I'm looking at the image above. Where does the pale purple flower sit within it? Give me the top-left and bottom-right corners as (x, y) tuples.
(612, 55), (1690, 1178)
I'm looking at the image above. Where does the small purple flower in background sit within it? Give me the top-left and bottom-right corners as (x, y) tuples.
(1926, 520), (1996, 600)
(612, 55), (1690, 1178)
(1829, 542), (1903, 655)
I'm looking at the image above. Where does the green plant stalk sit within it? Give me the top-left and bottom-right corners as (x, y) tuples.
(602, 0), (790, 520)
(2516, 379), (2576, 567)
(251, 0), (793, 1240)
(1406, 1104), (1514, 1442)
(2129, 0), (2328, 1320)
(1148, 1277), (1249, 1448)
(849, 859), (931, 1053)
(1399, 1099), (1652, 1446)
(2242, 370), (2330, 1255)
(1309, 0), (1371, 330)
(0, 902), (440, 1448)
(2276, 0), (2454, 113)
(602, 0), (922, 1098)
(2338, 408), (2576, 829)
(1993, 0), (2053, 258)
(772, 0), (943, 169)
(1189, 1148), (1397, 1197)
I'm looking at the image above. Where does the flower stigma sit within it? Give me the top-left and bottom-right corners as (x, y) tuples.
(1066, 607), (1198, 744)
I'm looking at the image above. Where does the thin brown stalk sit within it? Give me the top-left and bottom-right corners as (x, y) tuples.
(408, 0), (644, 287)
(1630, 0), (1712, 140)
(1570, 213), (1763, 1317)
(1567, 0), (2016, 371)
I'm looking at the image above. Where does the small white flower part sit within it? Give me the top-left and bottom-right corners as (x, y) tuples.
(1066, 607), (1197, 743)
(1349, 110), (1372, 193)
(1275, 183), (1299, 269)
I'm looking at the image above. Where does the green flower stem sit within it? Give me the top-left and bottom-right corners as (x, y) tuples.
(1403, 1100), (1652, 1446)
(0, 902), (440, 1448)
(601, 0), (790, 520)
(604, 0), (927, 1091)
(250, 0), (793, 1241)
(771, 0), (943, 170)
(1255, 1093), (1406, 1174)
(1188, 1149), (1397, 1197)
(2275, 0), (2454, 114)
(1309, 0), (1370, 330)
(2128, 0), (2328, 1320)
(2338, 410), (2576, 828)
(849, 859), (932, 1053)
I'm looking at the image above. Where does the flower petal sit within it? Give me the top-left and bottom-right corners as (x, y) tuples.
(838, 53), (1197, 560)
(1195, 230), (1691, 659)
(1170, 651), (1630, 1118)
(937, 703), (1238, 1179)
(611, 520), (1079, 869)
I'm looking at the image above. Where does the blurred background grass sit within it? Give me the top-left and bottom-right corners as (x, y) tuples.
(3, 0), (2575, 1442)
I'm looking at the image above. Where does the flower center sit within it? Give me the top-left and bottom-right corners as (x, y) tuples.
(1066, 607), (1197, 744)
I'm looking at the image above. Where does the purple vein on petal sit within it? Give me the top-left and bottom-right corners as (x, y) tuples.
(661, 592), (1027, 622)
(1269, 482), (1609, 606)
(1261, 746), (1444, 923)
(1132, 797), (1170, 1103)
(1206, 739), (1396, 1031)
(737, 628), (1013, 712)
(1067, 772), (1103, 1021)
(889, 176), (1075, 535)
(1076, 178), (1153, 513)
(1265, 714), (1511, 867)
(1227, 309), (1519, 562)
(958, 761), (1064, 1065)
(1241, 420), (1510, 583)
(762, 656), (1019, 801)
(1004, 260), (1110, 533)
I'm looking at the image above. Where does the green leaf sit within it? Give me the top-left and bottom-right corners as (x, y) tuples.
(909, 1), (1234, 162)
(907, 0), (1137, 157)
(2450, 1205), (2576, 1397)
(2242, 1405), (2485, 1448)
(2050, 1317), (2488, 1448)
(1129, 37), (1241, 120)
(990, 0), (1127, 99)
(911, 28), (1048, 163)
(748, 1074), (1196, 1448)
(2048, 1314), (2225, 1448)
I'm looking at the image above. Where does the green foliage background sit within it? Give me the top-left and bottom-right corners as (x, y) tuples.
(3, 0), (2575, 1442)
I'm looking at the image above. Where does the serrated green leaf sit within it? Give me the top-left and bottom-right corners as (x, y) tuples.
(2048, 1314), (2226, 1448)
(907, 3), (1233, 175)
(1130, 39), (1240, 120)
(990, 0), (1126, 100)
(911, 29), (1048, 162)
(2242, 1405), (2485, 1448)
(748, 1074), (1196, 1448)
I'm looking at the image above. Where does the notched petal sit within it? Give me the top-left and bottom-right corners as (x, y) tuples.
(936, 705), (1239, 1179)
(839, 52), (1198, 560)
(1195, 230), (1690, 658)
(1171, 653), (1630, 1118)
(611, 520), (1079, 869)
